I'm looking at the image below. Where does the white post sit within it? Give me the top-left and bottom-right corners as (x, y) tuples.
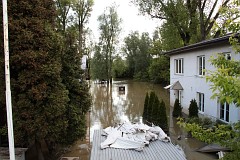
(2, 0), (16, 160)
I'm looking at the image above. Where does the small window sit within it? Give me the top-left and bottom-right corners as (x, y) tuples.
(219, 102), (229, 122)
(197, 56), (205, 76)
(175, 58), (184, 74)
(225, 53), (231, 60)
(197, 92), (204, 112)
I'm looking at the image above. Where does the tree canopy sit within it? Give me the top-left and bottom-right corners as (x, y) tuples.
(133, 0), (235, 46)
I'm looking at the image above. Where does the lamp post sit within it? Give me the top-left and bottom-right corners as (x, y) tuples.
(2, 0), (16, 159)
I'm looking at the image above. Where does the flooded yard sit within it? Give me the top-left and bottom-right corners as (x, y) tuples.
(62, 80), (218, 160)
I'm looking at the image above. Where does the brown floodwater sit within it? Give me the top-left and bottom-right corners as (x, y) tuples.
(62, 80), (218, 160)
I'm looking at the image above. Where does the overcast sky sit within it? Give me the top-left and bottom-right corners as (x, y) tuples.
(88, 0), (160, 41)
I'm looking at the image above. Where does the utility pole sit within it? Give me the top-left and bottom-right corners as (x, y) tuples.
(2, 0), (16, 159)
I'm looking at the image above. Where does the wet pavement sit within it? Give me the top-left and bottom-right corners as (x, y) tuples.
(62, 80), (218, 160)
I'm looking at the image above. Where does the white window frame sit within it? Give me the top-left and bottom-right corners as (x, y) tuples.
(197, 92), (204, 112)
(174, 58), (184, 74)
(197, 56), (205, 76)
(219, 102), (230, 122)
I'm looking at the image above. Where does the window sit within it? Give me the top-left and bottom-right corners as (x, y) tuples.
(220, 102), (229, 122)
(175, 58), (183, 74)
(197, 56), (205, 76)
(225, 53), (231, 60)
(197, 92), (204, 112)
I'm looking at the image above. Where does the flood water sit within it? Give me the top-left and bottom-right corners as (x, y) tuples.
(62, 80), (218, 160)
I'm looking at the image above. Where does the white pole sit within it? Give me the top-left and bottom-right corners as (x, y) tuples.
(2, 0), (16, 159)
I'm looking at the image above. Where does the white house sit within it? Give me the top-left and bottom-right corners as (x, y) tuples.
(165, 34), (240, 123)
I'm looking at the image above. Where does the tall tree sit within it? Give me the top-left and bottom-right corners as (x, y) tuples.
(97, 4), (122, 83)
(0, 0), (69, 155)
(72, 0), (94, 54)
(133, 0), (232, 45)
(56, 0), (72, 33)
(55, 0), (93, 144)
(123, 31), (152, 80)
(90, 44), (108, 80)
(60, 25), (91, 144)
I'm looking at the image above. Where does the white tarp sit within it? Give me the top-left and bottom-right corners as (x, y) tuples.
(100, 122), (170, 151)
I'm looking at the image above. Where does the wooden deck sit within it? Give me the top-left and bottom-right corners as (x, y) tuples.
(90, 130), (187, 160)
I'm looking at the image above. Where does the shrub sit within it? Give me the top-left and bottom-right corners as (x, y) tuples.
(142, 92), (149, 120)
(147, 91), (155, 122)
(158, 100), (168, 131)
(188, 99), (198, 118)
(172, 99), (182, 117)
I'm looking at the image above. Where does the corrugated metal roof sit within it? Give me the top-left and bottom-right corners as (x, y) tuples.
(90, 130), (187, 160)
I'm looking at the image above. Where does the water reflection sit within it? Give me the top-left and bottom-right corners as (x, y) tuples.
(64, 80), (217, 160)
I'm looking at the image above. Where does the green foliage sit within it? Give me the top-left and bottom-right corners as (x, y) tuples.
(172, 99), (182, 117)
(178, 118), (240, 159)
(151, 95), (160, 125)
(123, 31), (152, 80)
(146, 91), (155, 123)
(206, 37), (240, 106)
(134, 0), (233, 44)
(188, 99), (198, 118)
(148, 55), (170, 84)
(60, 26), (91, 144)
(97, 4), (122, 82)
(90, 44), (108, 80)
(157, 100), (168, 131)
(142, 92), (149, 120)
(112, 56), (128, 78)
(0, 0), (92, 149)
(159, 21), (185, 50)
(0, 0), (70, 147)
(142, 91), (168, 131)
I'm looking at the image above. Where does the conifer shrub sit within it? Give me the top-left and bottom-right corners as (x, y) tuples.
(143, 92), (149, 120)
(158, 100), (168, 131)
(172, 99), (182, 117)
(188, 99), (199, 118)
(143, 91), (168, 131)
(152, 94), (160, 125)
(147, 91), (155, 122)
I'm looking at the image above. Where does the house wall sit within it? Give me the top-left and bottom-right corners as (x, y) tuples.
(81, 55), (88, 70)
(169, 42), (240, 123)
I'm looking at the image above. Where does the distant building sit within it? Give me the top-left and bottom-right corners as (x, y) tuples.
(81, 55), (88, 70)
(165, 34), (240, 123)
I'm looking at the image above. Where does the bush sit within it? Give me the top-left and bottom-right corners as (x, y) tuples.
(142, 91), (168, 131)
(158, 100), (168, 131)
(147, 91), (155, 122)
(172, 99), (182, 117)
(142, 92), (149, 120)
(188, 99), (198, 118)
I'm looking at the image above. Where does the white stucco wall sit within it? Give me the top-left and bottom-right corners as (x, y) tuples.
(169, 43), (240, 123)
(81, 55), (88, 70)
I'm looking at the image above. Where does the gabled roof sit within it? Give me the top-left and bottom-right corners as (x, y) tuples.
(164, 33), (239, 55)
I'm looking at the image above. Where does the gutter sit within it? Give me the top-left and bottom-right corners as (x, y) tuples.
(164, 33), (239, 55)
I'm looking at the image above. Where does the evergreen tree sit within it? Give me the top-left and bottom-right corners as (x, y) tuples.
(151, 95), (160, 125)
(147, 91), (155, 123)
(159, 100), (168, 131)
(188, 99), (198, 118)
(142, 92), (149, 120)
(172, 99), (182, 117)
(60, 26), (91, 144)
(0, 0), (69, 152)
